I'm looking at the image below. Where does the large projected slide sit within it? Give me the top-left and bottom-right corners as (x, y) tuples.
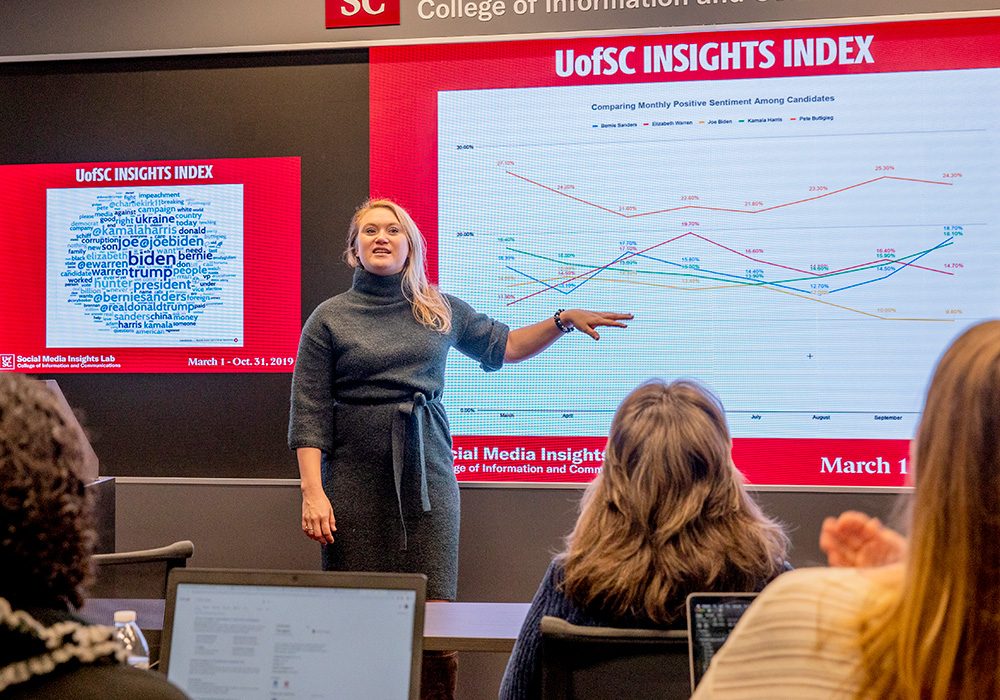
(0, 157), (300, 373)
(372, 17), (999, 487)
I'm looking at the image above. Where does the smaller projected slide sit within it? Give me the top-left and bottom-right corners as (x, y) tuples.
(0, 157), (300, 373)
(46, 184), (244, 348)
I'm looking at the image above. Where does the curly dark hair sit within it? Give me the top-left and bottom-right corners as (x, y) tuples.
(0, 373), (93, 609)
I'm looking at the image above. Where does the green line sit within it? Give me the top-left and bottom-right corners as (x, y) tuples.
(506, 240), (952, 289)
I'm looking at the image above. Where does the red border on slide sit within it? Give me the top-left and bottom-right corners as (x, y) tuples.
(0, 157), (301, 373)
(370, 17), (1000, 487)
(452, 436), (912, 487)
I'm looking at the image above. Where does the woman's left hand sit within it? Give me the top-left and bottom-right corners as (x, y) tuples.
(558, 310), (633, 340)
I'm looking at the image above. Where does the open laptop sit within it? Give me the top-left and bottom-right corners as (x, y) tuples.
(686, 592), (758, 692)
(160, 569), (426, 700)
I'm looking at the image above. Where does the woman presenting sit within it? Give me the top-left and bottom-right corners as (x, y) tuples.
(287, 199), (629, 694)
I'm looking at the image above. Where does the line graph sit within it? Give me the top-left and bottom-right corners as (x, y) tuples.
(503, 269), (936, 321)
(506, 170), (954, 218)
(435, 66), (1000, 441)
(505, 238), (671, 304)
(504, 230), (955, 308)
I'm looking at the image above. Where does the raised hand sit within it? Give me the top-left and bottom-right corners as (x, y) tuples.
(820, 510), (906, 568)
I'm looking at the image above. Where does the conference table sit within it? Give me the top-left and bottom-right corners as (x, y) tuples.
(423, 601), (530, 651)
(80, 598), (531, 655)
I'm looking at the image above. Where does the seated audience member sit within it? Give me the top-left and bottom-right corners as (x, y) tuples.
(499, 379), (790, 700)
(820, 510), (907, 568)
(692, 320), (1000, 700)
(0, 373), (189, 699)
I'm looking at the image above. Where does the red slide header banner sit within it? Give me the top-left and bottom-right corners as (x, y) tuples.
(371, 16), (1000, 278)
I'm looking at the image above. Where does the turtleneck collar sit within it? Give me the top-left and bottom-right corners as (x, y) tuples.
(351, 267), (407, 301)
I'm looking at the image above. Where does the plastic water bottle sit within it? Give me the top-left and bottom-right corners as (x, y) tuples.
(113, 610), (150, 669)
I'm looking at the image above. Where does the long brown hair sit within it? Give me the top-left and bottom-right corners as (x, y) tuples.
(560, 379), (789, 624)
(344, 198), (452, 332)
(858, 320), (1000, 700)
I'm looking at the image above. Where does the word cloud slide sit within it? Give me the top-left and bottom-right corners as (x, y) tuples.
(0, 157), (300, 373)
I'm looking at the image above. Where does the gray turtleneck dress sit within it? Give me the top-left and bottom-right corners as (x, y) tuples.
(288, 268), (509, 600)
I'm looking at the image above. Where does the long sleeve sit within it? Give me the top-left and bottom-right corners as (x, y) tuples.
(449, 295), (509, 372)
(287, 309), (336, 452)
(499, 561), (579, 700)
(690, 567), (875, 700)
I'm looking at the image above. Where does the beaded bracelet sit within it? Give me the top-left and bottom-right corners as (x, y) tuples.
(553, 309), (574, 333)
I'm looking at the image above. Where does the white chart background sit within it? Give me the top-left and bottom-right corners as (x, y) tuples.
(437, 69), (999, 440)
(46, 184), (244, 348)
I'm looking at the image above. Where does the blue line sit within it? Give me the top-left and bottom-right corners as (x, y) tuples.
(508, 251), (632, 295)
(638, 238), (954, 295)
(507, 238), (953, 297)
(635, 253), (807, 292)
(829, 239), (953, 293)
(563, 251), (631, 294)
(507, 266), (571, 295)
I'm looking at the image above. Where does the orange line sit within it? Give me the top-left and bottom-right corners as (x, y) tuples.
(510, 274), (953, 321)
(508, 238), (675, 304)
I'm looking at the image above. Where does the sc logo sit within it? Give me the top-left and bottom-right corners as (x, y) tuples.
(326, 0), (400, 28)
(342, 0), (385, 14)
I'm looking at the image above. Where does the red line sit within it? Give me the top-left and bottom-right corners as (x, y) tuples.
(507, 230), (954, 305)
(751, 177), (950, 214)
(507, 172), (952, 218)
(898, 259), (951, 274)
(507, 238), (677, 305)
(681, 232), (951, 277)
(820, 256), (949, 276)
(507, 171), (624, 216)
(681, 232), (810, 275)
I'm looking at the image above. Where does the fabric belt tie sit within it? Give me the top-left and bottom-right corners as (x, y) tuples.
(391, 392), (433, 551)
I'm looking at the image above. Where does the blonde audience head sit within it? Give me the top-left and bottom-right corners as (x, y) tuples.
(860, 319), (1000, 700)
(560, 379), (789, 624)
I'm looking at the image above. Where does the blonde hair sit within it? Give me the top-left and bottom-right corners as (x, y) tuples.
(857, 320), (1000, 700)
(560, 380), (789, 624)
(344, 199), (452, 333)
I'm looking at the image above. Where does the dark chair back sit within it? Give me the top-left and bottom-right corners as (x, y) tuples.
(540, 616), (691, 700)
(90, 540), (195, 599)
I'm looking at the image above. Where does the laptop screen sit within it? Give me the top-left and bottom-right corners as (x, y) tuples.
(160, 569), (426, 700)
(686, 592), (758, 692)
